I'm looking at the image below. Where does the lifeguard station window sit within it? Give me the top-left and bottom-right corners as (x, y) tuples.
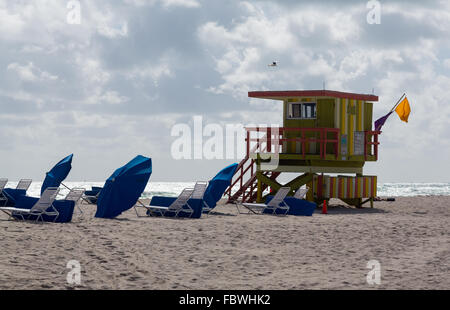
(287, 102), (316, 119)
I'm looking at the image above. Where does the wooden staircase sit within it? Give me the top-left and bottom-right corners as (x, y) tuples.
(225, 155), (280, 203)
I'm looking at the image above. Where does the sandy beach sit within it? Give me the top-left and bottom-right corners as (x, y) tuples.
(0, 196), (448, 290)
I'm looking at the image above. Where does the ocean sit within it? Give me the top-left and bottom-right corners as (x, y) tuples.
(4, 181), (450, 198)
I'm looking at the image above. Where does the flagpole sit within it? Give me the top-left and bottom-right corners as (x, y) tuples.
(389, 93), (406, 112)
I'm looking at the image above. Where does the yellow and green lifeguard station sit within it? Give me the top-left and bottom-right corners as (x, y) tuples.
(226, 90), (380, 208)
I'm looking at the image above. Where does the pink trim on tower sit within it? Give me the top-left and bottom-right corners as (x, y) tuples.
(248, 90), (379, 102)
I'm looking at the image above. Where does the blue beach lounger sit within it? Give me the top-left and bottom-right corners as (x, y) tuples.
(240, 187), (291, 215)
(146, 188), (196, 218)
(0, 188), (83, 223)
(0, 178), (8, 206)
(83, 186), (102, 204)
(2, 179), (33, 207)
(0, 187), (60, 222)
(65, 188), (86, 216)
(264, 187), (316, 216)
(142, 182), (207, 219)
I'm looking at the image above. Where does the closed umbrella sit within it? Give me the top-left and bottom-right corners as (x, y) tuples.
(203, 163), (238, 210)
(41, 154), (73, 195)
(95, 155), (152, 219)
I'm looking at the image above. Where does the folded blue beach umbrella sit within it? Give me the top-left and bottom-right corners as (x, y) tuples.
(95, 155), (152, 219)
(203, 163), (238, 210)
(41, 154), (73, 195)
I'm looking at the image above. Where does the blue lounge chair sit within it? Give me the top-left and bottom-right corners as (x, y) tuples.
(83, 186), (102, 204)
(2, 179), (32, 207)
(264, 187), (316, 216)
(0, 187), (82, 223)
(0, 188), (60, 222)
(241, 187), (291, 215)
(65, 188), (86, 216)
(143, 182), (207, 219)
(0, 178), (8, 206)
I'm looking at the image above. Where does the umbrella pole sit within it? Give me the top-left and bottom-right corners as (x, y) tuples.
(61, 182), (91, 204)
(61, 182), (71, 191)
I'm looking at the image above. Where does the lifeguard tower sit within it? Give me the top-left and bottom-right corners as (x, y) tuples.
(226, 90), (381, 208)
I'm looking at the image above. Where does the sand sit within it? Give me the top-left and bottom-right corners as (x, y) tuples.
(0, 196), (448, 290)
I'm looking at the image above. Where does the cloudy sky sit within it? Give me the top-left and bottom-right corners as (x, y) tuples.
(0, 0), (449, 182)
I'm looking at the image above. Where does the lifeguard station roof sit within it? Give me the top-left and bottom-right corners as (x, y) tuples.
(248, 90), (378, 102)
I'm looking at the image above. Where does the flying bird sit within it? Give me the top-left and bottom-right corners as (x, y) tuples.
(268, 61), (277, 67)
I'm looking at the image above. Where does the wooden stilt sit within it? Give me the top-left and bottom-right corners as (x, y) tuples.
(256, 173), (262, 203)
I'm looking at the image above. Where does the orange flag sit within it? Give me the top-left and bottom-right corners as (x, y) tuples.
(395, 97), (411, 122)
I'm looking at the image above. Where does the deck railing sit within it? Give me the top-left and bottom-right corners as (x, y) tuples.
(364, 130), (381, 160)
(244, 127), (380, 160)
(245, 127), (340, 159)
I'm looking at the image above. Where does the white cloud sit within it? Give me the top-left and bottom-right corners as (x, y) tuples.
(0, 89), (44, 106)
(197, 2), (368, 99)
(0, 7), (26, 40)
(162, 0), (200, 8)
(125, 57), (174, 86)
(90, 8), (129, 38)
(287, 6), (362, 42)
(206, 47), (270, 97)
(383, 2), (450, 35)
(124, 0), (200, 9)
(86, 90), (129, 105)
(0, 1), (133, 51)
(77, 58), (111, 85)
(443, 59), (450, 69)
(7, 62), (37, 81)
(6, 62), (58, 82)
